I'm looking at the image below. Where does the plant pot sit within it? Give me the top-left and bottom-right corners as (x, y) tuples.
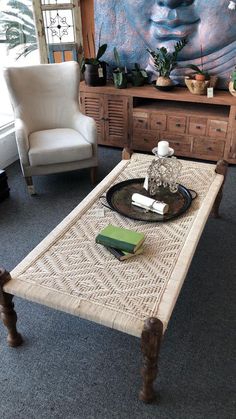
(131, 71), (147, 87)
(229, 81), (236, 97)
(113, 72), (127, 89)
(156, 76), (173, 87)
(195, 73), (206, 81)
(185, 77), (211, 95)
(84, 62), (107, 87)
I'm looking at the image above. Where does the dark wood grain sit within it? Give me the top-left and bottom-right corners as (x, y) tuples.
(90, 167), (97, 185)
(212, 160), (228, 218)
(0, 268), (23, 347)
(139, 317), (163, 403)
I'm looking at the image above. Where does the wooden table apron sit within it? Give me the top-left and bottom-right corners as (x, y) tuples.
(0, 153), (226, 403)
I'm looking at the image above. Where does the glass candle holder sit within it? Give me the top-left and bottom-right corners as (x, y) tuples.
(146, 149), (182, 195)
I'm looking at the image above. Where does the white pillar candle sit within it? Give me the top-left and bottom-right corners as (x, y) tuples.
(157, 141), (169, 157)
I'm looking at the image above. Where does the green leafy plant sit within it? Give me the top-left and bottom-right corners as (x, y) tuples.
(112, 47), (127, 88)
(131, 63), (148, 82)
(0, 0), (37, 59)
(80, 25), (108, 73)
(185, 44), (210, 80)
(147, 39), (187, 78)
(231, 66), (236, 90)
(186, 64), (209, 80)
(113, 47), (125, 73)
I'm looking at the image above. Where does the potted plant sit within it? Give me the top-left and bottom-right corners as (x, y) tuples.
(113, 47), (128, 89)
(81, 26), (108, 86)
(147, 39), (187, 88)
(186, 64), (209, 81)
(131, 63), (148, 87)
(229, 66), (236, 97)
(184, 64), (218, 95)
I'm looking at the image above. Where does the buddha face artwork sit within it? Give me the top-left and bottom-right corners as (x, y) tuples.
(94, 0), (236, 88)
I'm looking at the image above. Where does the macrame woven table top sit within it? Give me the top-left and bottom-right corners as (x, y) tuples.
(5, 153), (223, 337)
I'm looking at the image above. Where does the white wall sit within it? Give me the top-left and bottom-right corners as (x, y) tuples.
(0, 127), (18, 168)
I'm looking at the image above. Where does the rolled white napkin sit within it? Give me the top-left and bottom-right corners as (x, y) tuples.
(131, 193), (169, 215)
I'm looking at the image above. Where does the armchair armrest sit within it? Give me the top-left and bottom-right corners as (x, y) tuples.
(72, 112), (97, 146)
(15, 119), (30, 166)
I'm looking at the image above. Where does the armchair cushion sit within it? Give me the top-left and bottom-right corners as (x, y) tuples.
(28, 128), (92, 166)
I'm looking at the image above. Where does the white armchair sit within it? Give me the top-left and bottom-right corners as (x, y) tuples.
(4, 61), (98, 194)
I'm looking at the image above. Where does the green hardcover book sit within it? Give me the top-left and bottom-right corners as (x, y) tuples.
(95, 224), (145, 253)
(105, 246), (144, 261)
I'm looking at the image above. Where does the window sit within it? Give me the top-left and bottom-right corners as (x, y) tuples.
(0, 0), (39, 128)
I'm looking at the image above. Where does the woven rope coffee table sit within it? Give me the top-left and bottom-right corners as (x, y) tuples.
(0, 153), (227, 403)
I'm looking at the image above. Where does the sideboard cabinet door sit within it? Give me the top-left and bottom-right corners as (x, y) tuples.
(104, 95), (129, 148)
(80, 92), (104, 143)
(81, 92), (129, 148)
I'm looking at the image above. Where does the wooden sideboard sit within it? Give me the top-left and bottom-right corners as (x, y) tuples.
(80, 81), (236, 163)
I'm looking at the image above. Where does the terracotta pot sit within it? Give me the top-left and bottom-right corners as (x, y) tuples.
(195, 73), (206, 81)
(229, 81), (236, 97)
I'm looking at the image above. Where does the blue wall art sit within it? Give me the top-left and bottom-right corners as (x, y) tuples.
(94, 0), (236, 89)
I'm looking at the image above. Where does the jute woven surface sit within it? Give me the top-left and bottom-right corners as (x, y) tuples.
(5, 154), (223, 337)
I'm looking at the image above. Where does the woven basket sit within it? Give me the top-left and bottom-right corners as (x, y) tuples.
(229, 81), (236, 97)
(185, 77), (210, 95)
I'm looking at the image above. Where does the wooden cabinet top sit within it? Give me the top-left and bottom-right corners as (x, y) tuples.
(80, 81), (236, 106)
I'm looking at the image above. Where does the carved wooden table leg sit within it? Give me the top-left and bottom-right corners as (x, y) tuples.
(0, 267), (23, 347)
(212, 160), (228, 218)
(139, 317), (163, 403)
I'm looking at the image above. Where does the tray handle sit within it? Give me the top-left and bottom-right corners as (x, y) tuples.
(188, 189), (197, 200)
(99, 195), (114, 211)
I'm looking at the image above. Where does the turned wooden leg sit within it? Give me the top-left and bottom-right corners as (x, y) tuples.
(0, 268), (23, 347)
(139, 317), (163, 403)
(25, 176), (36, 195)
(122, 147), (132, 160)
(90, 167), (97, 186)
(212, 160), (228, 218)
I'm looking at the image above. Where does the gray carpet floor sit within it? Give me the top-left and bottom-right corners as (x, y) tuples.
(0, 146), (235, 419)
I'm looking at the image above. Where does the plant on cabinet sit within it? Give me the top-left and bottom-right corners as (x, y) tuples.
(113, 47), (128, 89)
(131, 63), (148, 86)
(81, 26), (108, 87)
(229, 66), (236, 96)
(147, 38), (187, 89)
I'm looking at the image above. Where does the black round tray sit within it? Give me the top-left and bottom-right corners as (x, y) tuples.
(106, 178), (193, 222)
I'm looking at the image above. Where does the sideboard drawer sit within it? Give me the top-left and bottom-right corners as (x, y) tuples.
(132, 130), (158, 151)
(133, 112), (148, 130)
(208, 120), (228, 139)
(159, 132), (191, 144)
(192, 137), (225, 158)
(189, 117), (207, 135)
(167, 116), (187, 133)
(159, 133), (191, 155)
(150, 113), (167, 131)
(168, 140), (191, 155)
